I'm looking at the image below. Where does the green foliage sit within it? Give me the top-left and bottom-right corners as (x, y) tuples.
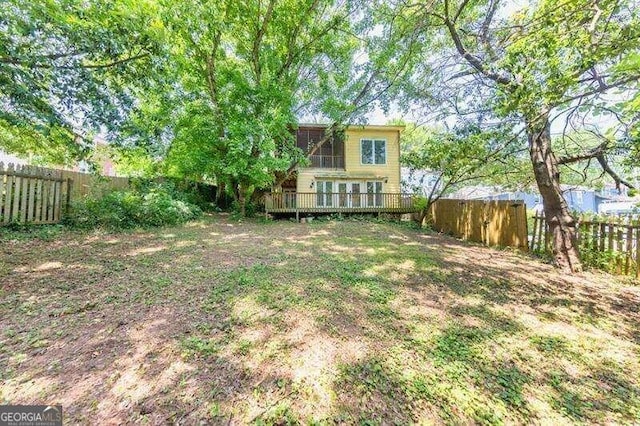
(0, 0), (161, 156)
(110, 147), (159, 177)
(496, 0), (640, 120)
(0, 120), (83, 167)
(64, 183), (202, 230)
(412, 195), (428, 211)
(580, 247), (628, 273)
(130, 178), (214, 211)
(399, 120), (526, 205)
(229, 199), (260, 219)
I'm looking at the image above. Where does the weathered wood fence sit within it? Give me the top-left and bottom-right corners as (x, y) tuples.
(60, 169), (129, 198)
(531, 214), (640, 277)
(0, 163), (69, 224)
(427, 199), (529, 250)
(0, 162), (130, 226)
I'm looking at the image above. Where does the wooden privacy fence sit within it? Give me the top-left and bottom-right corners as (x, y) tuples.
(60, 169), (129, 198)
(531, 214), (640, 277)
(0, 162), (70, 224)
(427, 199), (529, 250)
(0, 162), (131, 226)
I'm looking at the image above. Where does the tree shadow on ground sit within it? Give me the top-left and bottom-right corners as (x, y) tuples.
(1, 217), (639, 423)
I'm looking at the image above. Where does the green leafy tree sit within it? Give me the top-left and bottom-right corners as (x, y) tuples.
(0, 0), (161, 157)
(132, 0), (365, 215)
(399, 120), (525, 223)
(125, 0), (424, 215)
(402, 0), (640, 272)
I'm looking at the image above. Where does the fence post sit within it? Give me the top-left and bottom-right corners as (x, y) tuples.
(636, 226), (640, 279)
(65, 178), (73, 217)
(520, 204), (528, 251)
(530, 215), (536, 252)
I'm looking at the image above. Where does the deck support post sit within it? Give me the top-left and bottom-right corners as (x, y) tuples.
(296, 209), (299, 222)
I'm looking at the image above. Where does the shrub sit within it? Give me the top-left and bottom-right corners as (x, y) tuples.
(64, 183), (202, 230)
(129, 177), (218, 211)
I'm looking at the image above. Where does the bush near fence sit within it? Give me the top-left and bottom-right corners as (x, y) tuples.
(531, 214), (640, 277)
(0, 162), (132, 226)
(1, 162), (223, 227)
(64, 182), (203, 230)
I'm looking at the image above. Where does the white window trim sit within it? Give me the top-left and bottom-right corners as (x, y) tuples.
(360, 138), (387, 165)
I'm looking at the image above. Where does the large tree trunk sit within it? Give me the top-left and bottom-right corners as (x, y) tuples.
(527, 114), (582, 273)
(237, 183), (247, 217)
(215, 181), (226, 208)
(235, 182), (256, 217)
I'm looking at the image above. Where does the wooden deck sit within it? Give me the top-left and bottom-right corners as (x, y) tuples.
(265, 192), (420, 214)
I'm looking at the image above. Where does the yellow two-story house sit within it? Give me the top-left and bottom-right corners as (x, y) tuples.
(266, 124), (417, 216)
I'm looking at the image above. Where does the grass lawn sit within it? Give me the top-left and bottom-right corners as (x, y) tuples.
(1, 214), (639, 424)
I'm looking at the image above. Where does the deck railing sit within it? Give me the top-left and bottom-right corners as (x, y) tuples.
(307, 155), (345, 169)
(265, 192), (418, 212)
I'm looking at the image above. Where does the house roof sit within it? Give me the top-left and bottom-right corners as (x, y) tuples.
(559, 184), (592, 192)
(346, 124), (405, 132)
(297, 123), (405, 132)
(297, 123), (331, 128)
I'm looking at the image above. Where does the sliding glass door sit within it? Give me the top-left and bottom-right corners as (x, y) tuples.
(317, 180), (381, 208)
(316, 181), (333, 207)
(366, 181), (383, 207)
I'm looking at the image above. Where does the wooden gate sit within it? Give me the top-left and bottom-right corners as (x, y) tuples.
(0, 163), (71, 225)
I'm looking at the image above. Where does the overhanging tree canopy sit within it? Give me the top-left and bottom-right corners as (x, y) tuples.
(0, 0), (161, 159)
(397, 0), (640, 272)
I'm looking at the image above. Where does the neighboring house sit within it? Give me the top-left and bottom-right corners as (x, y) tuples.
(401, 167), (443, 197)
(265, 124), (417, 215)
(598, 200), (640, 215)
(600, 184), (630, 198)
(448, 186), (540, 209)
(561, 186), (602, 213)
(450, 187), (541, 210)
(595, 185), (639, 214)
(451, 184), (634, 214)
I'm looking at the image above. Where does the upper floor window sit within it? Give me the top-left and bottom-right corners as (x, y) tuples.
(361, 139), (386, 165)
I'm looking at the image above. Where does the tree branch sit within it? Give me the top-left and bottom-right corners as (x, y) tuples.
(558, 141), (635, 190)
(442, 10), (513, 86)
(252, 0), (276, 83)
(595, 153), (635, 190)
(453, 0), (471, 22)
(557, 142), (607, 165)
(0, 51), (84, 64)
(559, 74), (640, 106)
